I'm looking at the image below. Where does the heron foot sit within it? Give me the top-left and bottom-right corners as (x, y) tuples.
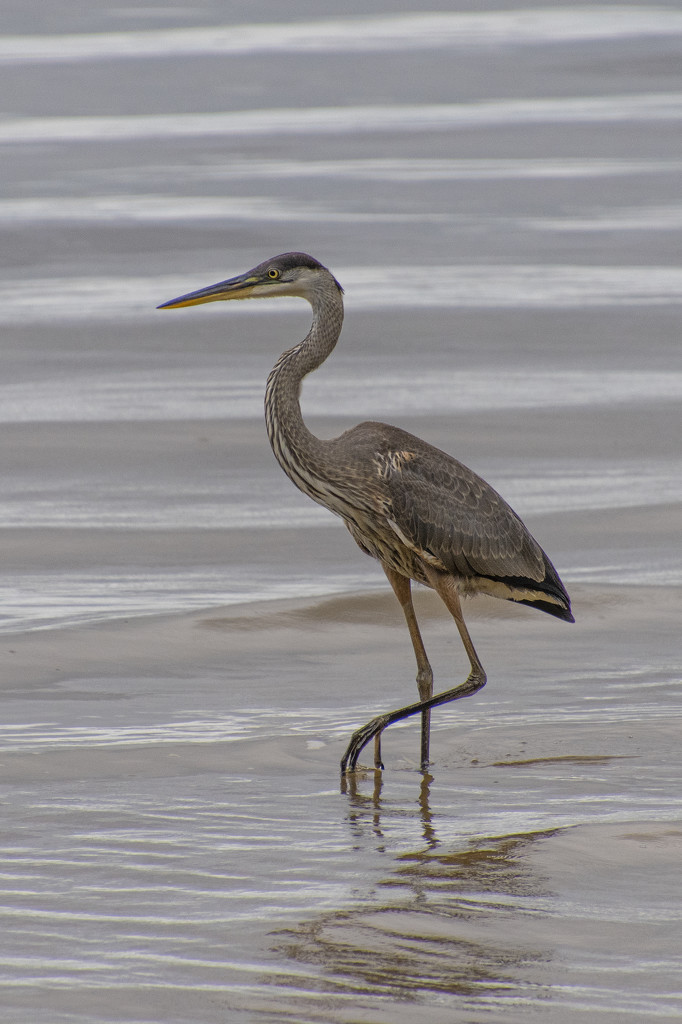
(340, 669), (487, 774)
(340, 713), (391, 773)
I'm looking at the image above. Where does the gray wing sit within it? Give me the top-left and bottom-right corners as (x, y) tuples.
(381, 440), (547, 584)
(335, 421), (571, 618)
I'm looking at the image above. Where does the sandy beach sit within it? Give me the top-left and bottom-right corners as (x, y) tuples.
(2, 581), (681, 1022)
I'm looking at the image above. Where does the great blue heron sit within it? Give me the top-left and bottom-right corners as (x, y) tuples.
(159, 252), (573, 773)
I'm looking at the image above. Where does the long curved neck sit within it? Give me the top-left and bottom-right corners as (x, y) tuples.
(264, 283), (344, 497)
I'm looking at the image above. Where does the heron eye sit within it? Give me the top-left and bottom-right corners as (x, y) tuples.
(267, 268), (280, 279)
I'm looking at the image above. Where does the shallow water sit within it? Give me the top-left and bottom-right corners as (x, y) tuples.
(1, 1), (681, 1021)
(1, 588), (681, 1023)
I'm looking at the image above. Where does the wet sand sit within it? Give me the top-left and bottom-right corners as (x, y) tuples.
(1, 582), (681, 1022)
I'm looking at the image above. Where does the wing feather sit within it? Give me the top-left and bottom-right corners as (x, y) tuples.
(384, 444), (547, 583)
(334, 422), (571, 619)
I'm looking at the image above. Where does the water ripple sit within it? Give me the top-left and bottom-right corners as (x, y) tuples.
(2, 8), (681, 65)
(3, 94), (682, 145)
(4, 266), (682, 324)
(0, 365), (680, 419)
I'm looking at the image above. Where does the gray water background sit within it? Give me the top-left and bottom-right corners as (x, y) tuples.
(0, 2), (681, 1022)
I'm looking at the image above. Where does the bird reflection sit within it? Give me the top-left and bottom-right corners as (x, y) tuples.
(343, 767), (438, 848)
(272, 824), (557, 1009)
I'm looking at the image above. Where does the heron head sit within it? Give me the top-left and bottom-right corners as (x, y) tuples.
(157, 252), (343, 309)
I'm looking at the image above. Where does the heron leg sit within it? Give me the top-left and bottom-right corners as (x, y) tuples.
(382, 566), (433, 769)
(340, 570), (486, 774)
(425, 567), (487, 687)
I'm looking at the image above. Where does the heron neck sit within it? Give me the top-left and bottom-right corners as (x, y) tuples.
(264, 286), (344, 485)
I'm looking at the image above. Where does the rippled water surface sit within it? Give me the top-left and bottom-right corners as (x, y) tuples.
(1, 1), (681, 1021)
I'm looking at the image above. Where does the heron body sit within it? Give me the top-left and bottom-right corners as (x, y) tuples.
(159, 252), (573, 772)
